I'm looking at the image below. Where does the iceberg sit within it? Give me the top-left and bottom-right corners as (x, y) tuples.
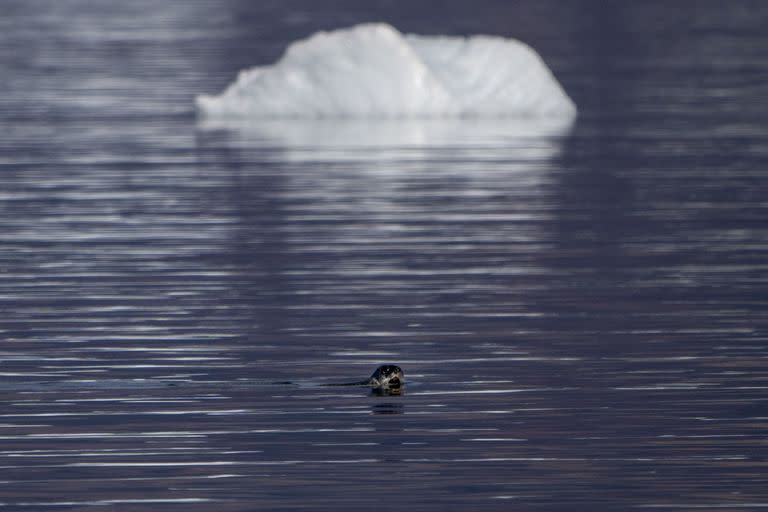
(196, 23), (576, 119)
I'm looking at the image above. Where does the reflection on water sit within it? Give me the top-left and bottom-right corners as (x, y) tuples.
(2, 0), (768, 510)
(197, 116), (574, 156)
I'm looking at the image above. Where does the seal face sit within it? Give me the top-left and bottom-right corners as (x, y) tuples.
(368, 364), (404, 390)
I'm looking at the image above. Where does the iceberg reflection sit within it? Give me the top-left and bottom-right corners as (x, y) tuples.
(196, 117), (574, 163)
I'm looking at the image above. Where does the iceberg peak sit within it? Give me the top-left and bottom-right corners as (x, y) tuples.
(196, 23), (576, 119)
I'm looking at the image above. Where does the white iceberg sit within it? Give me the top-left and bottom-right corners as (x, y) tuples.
(196, 23), (576, 119)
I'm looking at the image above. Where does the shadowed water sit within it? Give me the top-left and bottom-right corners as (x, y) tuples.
(1, 1), (767, 510)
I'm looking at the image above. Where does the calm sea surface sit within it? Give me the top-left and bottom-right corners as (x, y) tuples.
(1, 1), (767, 510)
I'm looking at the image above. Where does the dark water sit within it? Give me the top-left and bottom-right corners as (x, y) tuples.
(2, 1), (768, 510)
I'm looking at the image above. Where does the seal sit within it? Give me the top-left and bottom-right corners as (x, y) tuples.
(324, 364), (405, 395)
(366, 364), (404, 390)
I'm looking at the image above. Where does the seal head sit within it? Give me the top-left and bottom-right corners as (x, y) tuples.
(368, 364), (404, 390)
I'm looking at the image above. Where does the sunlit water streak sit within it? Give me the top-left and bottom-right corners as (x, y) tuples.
(2, 0), (768, 510)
